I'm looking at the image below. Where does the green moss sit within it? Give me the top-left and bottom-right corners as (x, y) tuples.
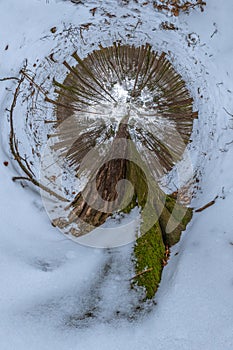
(118, 144), (193, 300)
(158, 196), (193, 246)
(133, 222), (165, 299)
(133, 197), (192, 299)
(181, 207), (193, 227)
(121, 158), (165, 299)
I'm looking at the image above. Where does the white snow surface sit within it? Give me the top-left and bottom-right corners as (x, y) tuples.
(1, 0), (233, 349)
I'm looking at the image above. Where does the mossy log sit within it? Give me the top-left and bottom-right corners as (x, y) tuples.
(61, 119), (192, 299)
(49, 44), (196, 299)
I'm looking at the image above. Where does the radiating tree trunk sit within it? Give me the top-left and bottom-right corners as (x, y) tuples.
(50, 43), (195, 299)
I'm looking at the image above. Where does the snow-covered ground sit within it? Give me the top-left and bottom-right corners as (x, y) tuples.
(0, 0), (233, 349)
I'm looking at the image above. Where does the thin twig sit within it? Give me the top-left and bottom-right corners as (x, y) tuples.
(0, 77), (20, 82)
(20, 70), (48, 97)
(223, 107), (233, 118)
(195, 196), (218, 213)
(225, 140), (233, 146)
(130, 268), (153, 281)
(8, 70), (68, 203)
(12, 176), (32, 182)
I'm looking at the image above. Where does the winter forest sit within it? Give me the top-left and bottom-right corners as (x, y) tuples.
(0, 1), (233, 349)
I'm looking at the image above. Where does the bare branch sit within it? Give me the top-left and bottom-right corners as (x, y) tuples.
(223, 107), (233, 118)
(8, 70), (68, 203)
(195, 196), (218, 213)
(0, 77), (20, 82)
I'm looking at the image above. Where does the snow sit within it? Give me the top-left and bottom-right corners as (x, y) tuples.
(1, 0), (233, 349)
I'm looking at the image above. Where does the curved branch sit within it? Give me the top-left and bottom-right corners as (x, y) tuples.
(8, 68), (68, 203)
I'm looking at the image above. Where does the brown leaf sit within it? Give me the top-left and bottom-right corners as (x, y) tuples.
(90, 7), (97, 16)
(172, 8), (180, 16)
(50, 27), (57, 34)
(80, 23), (92, 30)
